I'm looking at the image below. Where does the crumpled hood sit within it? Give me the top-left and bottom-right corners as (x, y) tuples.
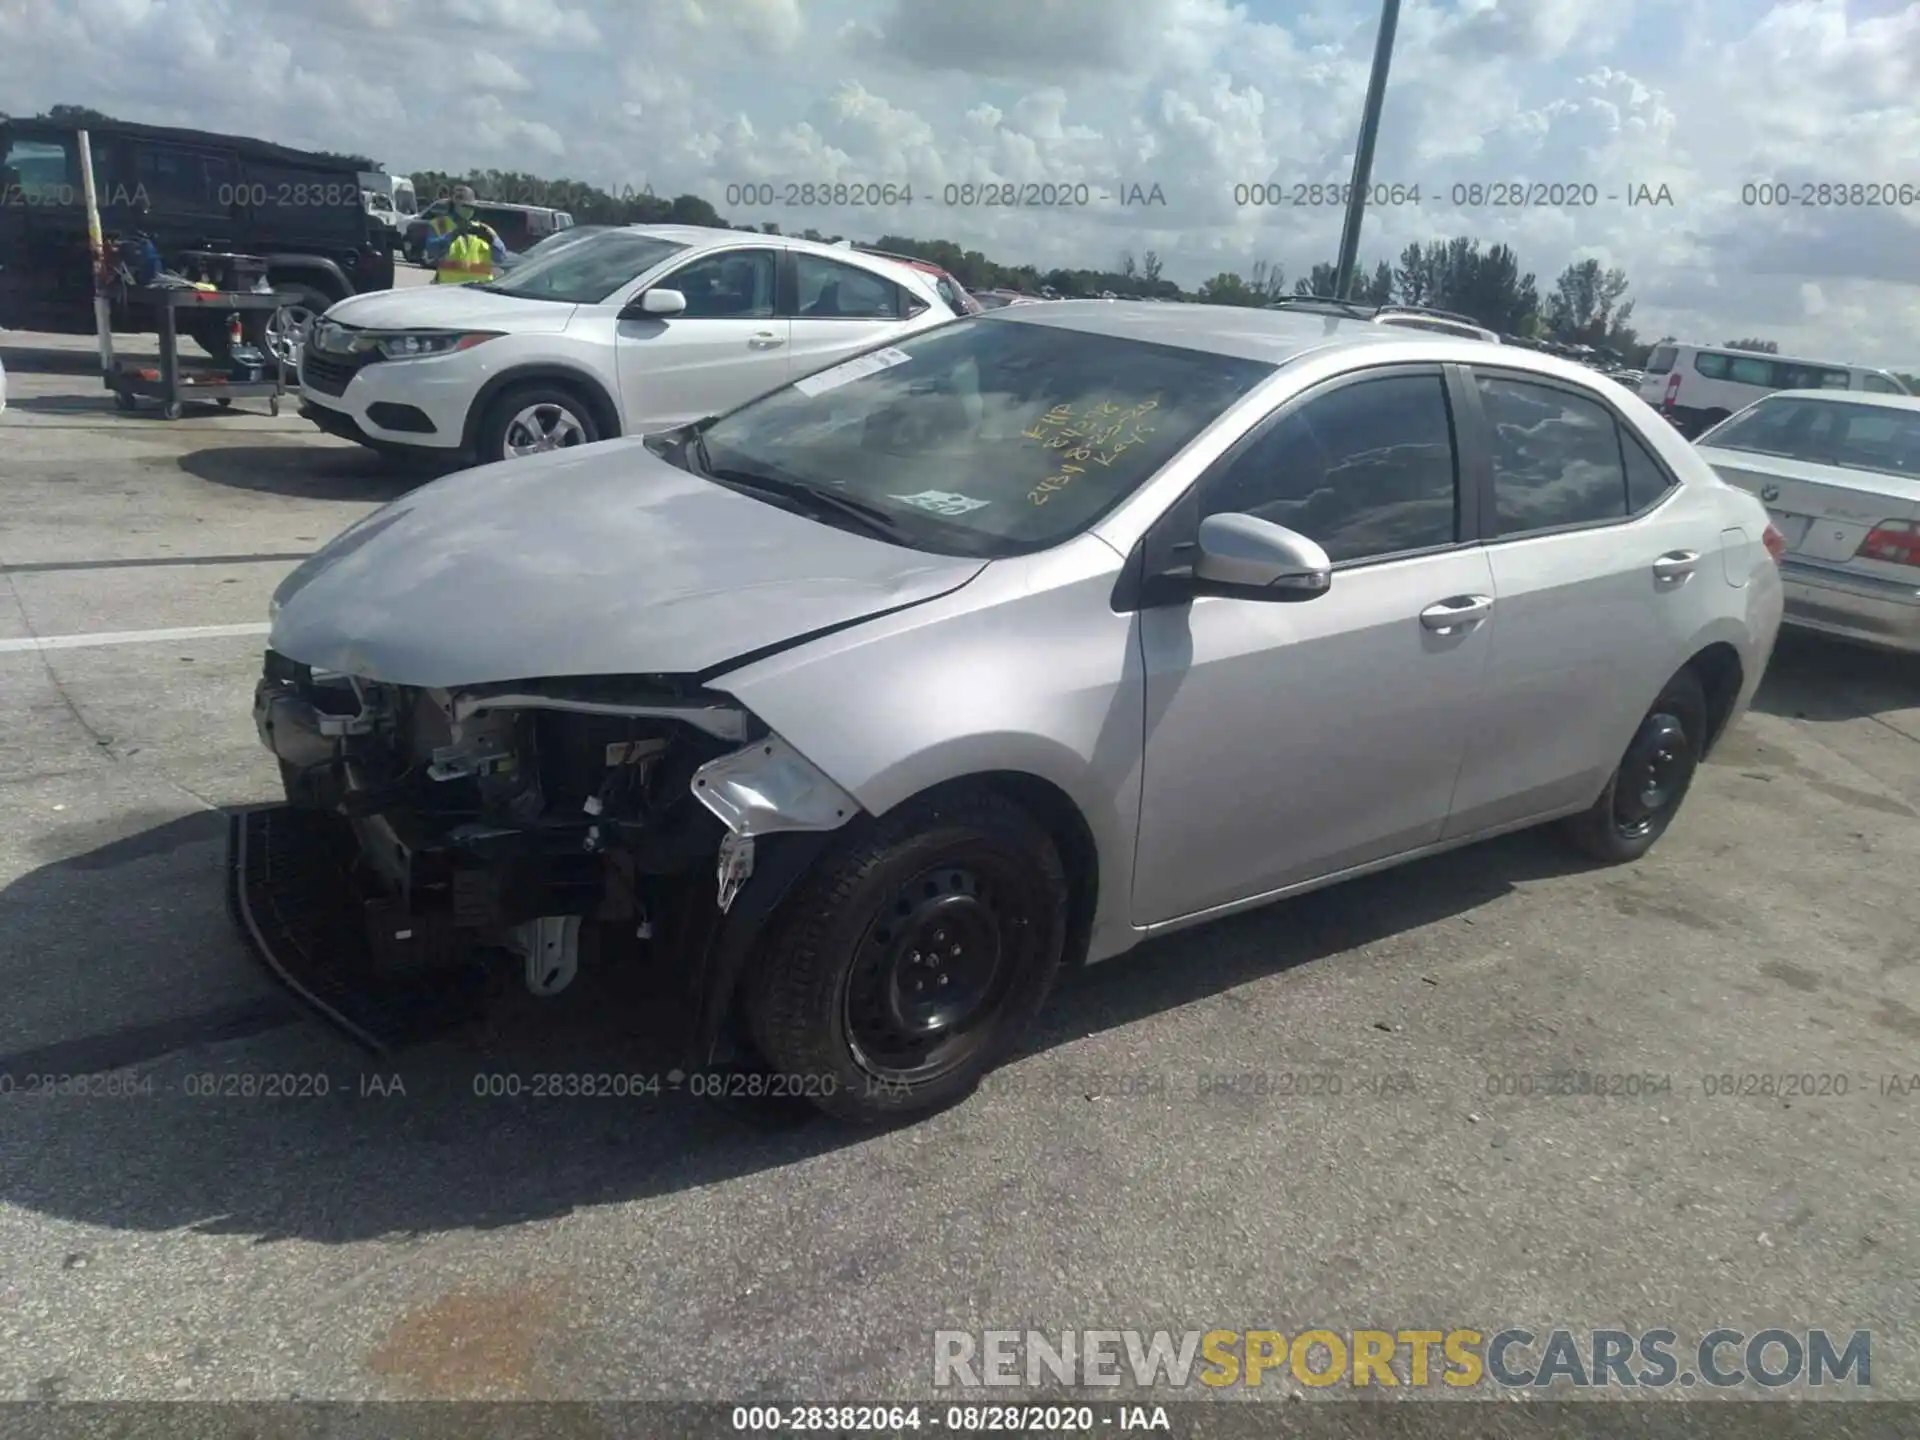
(322, 285), (576, 334)
(268, 440), (987, 687)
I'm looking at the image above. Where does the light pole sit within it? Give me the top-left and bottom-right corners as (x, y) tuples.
(1333, 0), (1402, 299)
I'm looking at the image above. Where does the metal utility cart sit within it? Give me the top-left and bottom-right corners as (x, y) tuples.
(106, 285), (292, 420)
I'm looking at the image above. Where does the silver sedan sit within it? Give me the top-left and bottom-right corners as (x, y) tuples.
(1695, 389), (1920, 653)
(255, 302), (1785, 1122)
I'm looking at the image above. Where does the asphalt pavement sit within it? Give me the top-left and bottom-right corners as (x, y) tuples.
(0, 325), (1916, 1407)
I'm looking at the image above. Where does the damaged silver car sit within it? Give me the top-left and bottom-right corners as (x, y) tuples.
(255, 302), (1784, 1122)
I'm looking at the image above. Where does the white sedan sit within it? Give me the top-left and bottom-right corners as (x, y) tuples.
(1696, 389), (1920, 652)
(295, 226), (963, 465)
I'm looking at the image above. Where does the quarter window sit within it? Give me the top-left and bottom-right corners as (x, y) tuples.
(1863, 374), (1904, 394)
(794, 255), (902, 319)
(1202, 374), (1459, 563)
(1621, 430), (1676, 511)
(1476, 375), (1628, 535)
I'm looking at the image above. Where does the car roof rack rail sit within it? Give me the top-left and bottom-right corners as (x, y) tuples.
(1374, 305), (1489, 327)
(1266, 295), (1379, 320)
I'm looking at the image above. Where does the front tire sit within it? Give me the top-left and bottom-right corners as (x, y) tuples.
(263, 283), (335, 371)
(1559, 668), (1708, 864)
(746, 790), (1071, 1124)
(475, 383), (600, 464)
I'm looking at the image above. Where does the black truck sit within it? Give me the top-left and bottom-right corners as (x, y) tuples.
(0, 117), (395, 363)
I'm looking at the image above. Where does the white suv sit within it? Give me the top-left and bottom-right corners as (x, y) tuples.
(297, 226), (962, 465)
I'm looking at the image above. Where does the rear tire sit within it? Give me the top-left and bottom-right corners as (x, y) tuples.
(745, 790), (1070, 1124)
(1559, 668), (1708, 864)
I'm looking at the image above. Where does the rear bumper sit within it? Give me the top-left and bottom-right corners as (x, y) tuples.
(1778, 557), (1920, 653)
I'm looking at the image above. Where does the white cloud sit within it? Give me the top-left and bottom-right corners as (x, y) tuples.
(465, 49), (534, 92)
(1, 0), (1916, 363)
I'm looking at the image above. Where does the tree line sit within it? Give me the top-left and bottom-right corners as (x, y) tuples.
(15, 107), (1900, 376)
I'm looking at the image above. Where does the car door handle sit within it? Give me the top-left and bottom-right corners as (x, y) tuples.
(1419, 595), (1493, 631)
(748, 332), (784, 349)
(1653, 550), (1699, 582)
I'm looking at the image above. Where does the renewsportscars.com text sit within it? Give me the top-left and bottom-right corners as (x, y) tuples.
(933, 1327), (1871, 1390)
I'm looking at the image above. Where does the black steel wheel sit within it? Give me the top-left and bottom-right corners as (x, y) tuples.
(746, 790), (1070, 1124)
(1560, 668), (1708, 863)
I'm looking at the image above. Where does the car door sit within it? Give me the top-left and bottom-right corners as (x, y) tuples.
(1441, 367), (1719, 838)
(614, 245), (788, 432)
(1130, 367), (1497, 925)
(785, 251), (922, 381)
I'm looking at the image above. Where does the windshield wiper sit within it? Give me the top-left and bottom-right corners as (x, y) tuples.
(708, 466), (903, 542)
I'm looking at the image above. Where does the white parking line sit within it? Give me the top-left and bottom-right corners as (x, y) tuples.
(0, 622), (271, 654)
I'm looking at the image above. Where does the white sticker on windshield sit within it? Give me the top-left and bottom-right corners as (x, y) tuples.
(792, 346), (913, 396)
(888, 489), (990, 516)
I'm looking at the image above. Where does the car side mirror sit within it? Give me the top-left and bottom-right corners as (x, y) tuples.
(626, 288), (686, 318)
(1191, 513), (1331, 597)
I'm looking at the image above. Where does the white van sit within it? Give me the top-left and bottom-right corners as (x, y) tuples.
(1639, 342), (1909, 437)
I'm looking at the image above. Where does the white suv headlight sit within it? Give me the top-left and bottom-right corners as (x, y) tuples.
(370, 331), (502, 360)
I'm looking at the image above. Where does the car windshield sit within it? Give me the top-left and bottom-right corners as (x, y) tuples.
(524, 226), (605, 258)
(478, 231), (688, 303)
(1702, 397), (1920, 477)
(691, 315), (1274, 557)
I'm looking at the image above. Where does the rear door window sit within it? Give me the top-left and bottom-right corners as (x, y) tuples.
(477, 206), (531, 248)
(1476, 374), (1630, 535)
(1726, 356), (1774, 387)
(134, 144), (235, 217)
(795, 254), (903, 319)
(1693, 351), (1731, 379)
(1643, 346), (1677, 374)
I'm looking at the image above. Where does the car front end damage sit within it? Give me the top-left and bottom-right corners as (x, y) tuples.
(249, 650), (860, 1055)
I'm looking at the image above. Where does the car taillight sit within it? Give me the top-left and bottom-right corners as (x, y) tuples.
(1762, 523), (1787, 563)
(1856, 519), (1920, 567)
(1664, 373), (1681, 410)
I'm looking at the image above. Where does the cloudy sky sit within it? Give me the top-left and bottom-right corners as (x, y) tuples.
(6, 0), (1918, 365)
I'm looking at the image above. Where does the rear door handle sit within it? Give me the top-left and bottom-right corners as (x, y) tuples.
(1653, 550), (1699, 582)
(748, 332), (784, 349)
(1419, 595), (1493, 632)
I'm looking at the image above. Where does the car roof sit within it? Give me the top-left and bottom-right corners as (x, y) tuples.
(1750, 389), (1920, 412)
(981, 299), (1608, 378)
(606, 224), (942, 293)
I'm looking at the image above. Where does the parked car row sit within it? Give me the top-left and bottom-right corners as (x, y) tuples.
(256, 293), (1799, 1124)
(296, 225), (982, 465)
(400, 198), (576, 264)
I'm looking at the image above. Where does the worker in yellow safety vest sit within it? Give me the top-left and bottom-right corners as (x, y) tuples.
(424, 186), (506, 285)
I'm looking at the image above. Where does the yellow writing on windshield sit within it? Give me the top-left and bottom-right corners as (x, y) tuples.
(1024, 397), (1161, 505)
